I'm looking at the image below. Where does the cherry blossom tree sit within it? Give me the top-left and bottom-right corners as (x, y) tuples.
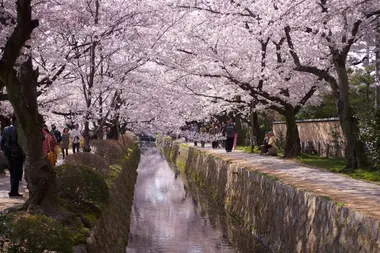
(0, 0), (58, 214)
(273, 0), (380, 170)
(153, 1), (326, 157)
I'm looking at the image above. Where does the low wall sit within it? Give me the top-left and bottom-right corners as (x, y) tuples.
(158, 138), (380, 253)
(273, 118), (344, 157)
(87, 140), (140, 253)
(85, 136), (140, 253)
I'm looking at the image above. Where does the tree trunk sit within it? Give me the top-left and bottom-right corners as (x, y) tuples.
(5, 57), (58, 213)
(251, 111), (261, 145)
(109, 118), (120, 140)
(283, 108), (301, 158)
(83, 120), (91, 152)
(334, 57), (367, 170)
(96, 127), (104, 140)
(235, 114), (246, 146)
(376, 24), (380, 110)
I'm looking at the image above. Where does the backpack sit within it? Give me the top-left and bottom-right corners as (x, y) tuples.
(53, 130), (62, 142)
(225, 125), (235, 138)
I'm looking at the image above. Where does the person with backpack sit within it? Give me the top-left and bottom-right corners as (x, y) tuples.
(0, 115), (25, 197)
(223, 119), (236, 153)
(51, 124), (62, 144)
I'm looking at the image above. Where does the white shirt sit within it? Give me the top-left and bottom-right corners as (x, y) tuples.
(70, 129), (81, 144)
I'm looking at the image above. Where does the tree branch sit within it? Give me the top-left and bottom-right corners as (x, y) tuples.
(0, 0), (38, 75)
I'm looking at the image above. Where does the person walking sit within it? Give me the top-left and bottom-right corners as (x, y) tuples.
(61, 128), (70, 159)
(51, 124), (61, 158)
(190, 123), (199, 146)
(42, 125), (57, 166)
(209, 123), (219, 149)
(200, 125), (207, 148)
(0, 115), (25, 197)
(70, 124), (81, 153)
(261, 132), (270, 154)
(51, 124), (62, 144)
(223, 119), (236, 153)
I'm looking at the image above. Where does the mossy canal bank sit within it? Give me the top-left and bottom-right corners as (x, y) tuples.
(157, 137), (380, 253)
(0, 134), (140, 253)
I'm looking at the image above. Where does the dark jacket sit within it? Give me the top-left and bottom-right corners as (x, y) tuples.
(223, 124), (236, 138)
(51, 129), (62, 142)
(1, 125), (23, 158)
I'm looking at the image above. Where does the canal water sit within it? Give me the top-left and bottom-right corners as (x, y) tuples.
(126, 145), (270, 253)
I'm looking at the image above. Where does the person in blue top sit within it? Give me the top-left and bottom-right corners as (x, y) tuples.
(0, 114), (25, 197)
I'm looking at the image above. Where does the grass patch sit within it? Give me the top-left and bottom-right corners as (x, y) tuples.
(295, 154), (346, 172)
(295, 154), (380, 182)
(236, 146), (261, 154)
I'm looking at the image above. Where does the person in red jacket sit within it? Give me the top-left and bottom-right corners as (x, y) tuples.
(42, 125), (57, 165)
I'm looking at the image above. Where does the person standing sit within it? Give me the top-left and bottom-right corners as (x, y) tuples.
(70, 124), (81, 153)
(0, 115), (25, 197)
(223, 119), (236, 153)
(61, 128), (70, 159)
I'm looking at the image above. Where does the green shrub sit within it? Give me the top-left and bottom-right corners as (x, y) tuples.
(55, 165), (110, 214)
(90, 140), (125, 164)
(65, 152), (109, 173)
(0, 214), (74, 253)
(360, 109), (380, 170)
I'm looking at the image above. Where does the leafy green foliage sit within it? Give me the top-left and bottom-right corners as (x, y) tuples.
(298, 67), (376, 120)
(360, 109), (380, 170)
(0, 214), (73, 253)
(56, 164), (110, 214)
(90, 140), (125, 165)
(65, 152), (109, 174)
(236, 146), (260, 154)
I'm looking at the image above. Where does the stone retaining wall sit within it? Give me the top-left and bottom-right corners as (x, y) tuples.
(86, 136), (140, 253)
(158, 138), (380, 253)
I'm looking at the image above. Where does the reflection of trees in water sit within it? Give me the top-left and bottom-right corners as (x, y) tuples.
(127, 234), (167, 253)
(128, 147), (270, 253)
(184, 178), (270, 253)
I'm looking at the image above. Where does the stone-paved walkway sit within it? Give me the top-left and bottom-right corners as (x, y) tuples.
(189, 143), (380, 219)
(0, 171), (28, 211)
(0, 150), (70, 212)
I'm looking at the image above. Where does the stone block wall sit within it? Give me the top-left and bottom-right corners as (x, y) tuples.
(87, 139), (140, 253)
(158, 139), (380, 253)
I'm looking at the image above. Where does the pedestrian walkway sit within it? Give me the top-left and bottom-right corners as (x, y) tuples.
(189, 143), (380, 219)
(0, 149), (74, 212)
(0, 171), (28, 211)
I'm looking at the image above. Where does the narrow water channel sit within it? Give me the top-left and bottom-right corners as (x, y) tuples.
(126, 145), (270, 253)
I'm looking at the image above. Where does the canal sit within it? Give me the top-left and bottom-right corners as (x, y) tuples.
(126, 145), (270, 253)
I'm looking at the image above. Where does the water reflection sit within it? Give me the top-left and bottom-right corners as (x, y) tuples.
(127, 146), (270, 253)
